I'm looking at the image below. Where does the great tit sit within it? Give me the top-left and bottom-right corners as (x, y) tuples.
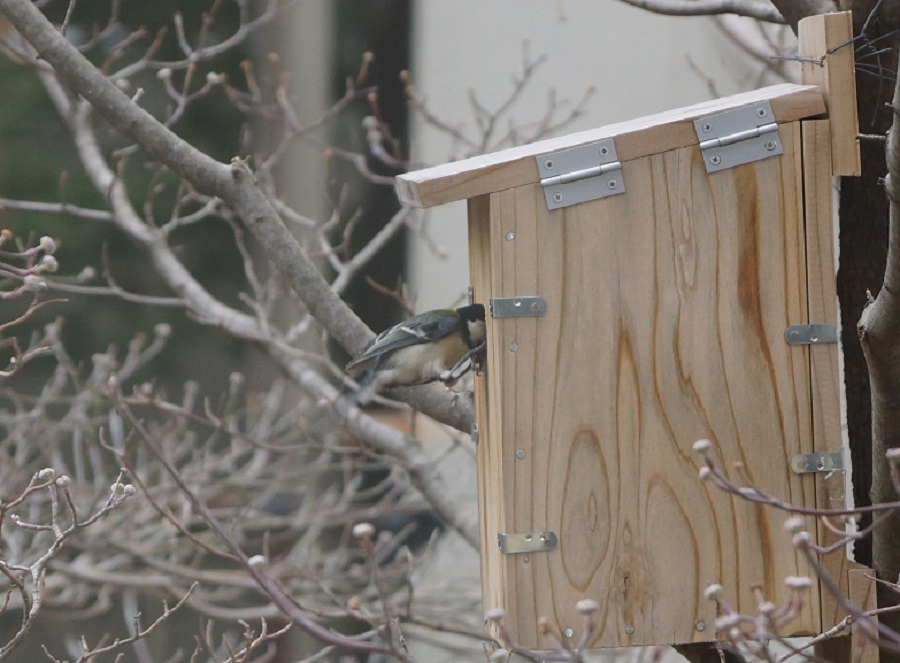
(346, 303), (486, 403)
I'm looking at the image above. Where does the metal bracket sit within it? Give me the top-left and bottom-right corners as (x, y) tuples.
(536, 138), (625, 210)
(491, 296), (547, 318)
(694, 101), (783, 173)
(785, 324), (839, 346)
(791, 450), (845, 474)
(498, 531), (558, 555)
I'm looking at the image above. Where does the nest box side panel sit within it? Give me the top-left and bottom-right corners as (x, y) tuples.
(482, 121), (819, 649)
(468, 194), (509, 624)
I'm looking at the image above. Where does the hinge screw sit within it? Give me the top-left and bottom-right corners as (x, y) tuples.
(709, 155), (722, 166)
(564, 628), (575, 638)
(702, 123), (712, 133)
(608, 179), (618, 190)
(599, 146), (609, 156)
(552, 192), (563, 203)
(545, 159), (555, 169)
(756, 107), (768, 118)
(764, 140), (778, 151)
(624, 624), (634, 634)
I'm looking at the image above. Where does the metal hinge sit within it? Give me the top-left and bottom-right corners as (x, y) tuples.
(791, 450), (845, 474)
(498, 531), (558, 555)
(785, 324), (839, 346)
(694, 101), (783, 173)
(536, 138), (625, 210)
(490, 296), (547, 318)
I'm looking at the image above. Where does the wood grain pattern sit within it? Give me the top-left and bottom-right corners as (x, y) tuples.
(798, 12), (860, 177)
(848, 568), (878, 663)
(802, 118), (851, 629)
(476, 122), (820, 649)
(397, 85), (826, 208)
(804, 119), (879, 663)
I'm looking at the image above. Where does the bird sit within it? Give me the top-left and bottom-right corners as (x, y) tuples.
(346, 303), (486, 403)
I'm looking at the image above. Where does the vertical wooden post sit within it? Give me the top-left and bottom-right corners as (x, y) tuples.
(798, 11), (861, 176)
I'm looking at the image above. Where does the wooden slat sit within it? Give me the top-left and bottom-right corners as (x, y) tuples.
(468, 194), (506, 634)
(397, 84), (825, 208)
(478, 122), (819, 649)
(848, 568), (879, 663)
(803, 118), (878, 662)
(803, 119), (850, 629)
(798, 11), (860, 176)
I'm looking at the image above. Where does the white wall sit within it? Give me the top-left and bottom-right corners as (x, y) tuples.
(407, 1), (792, 311)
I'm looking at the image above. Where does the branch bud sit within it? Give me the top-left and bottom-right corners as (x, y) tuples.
(485, 608), (506, 623)
(352, 522), (376, 540)
(39, 236), (57, 255)
(692, 439), (711, 454)
(41, 255), (59, 273)
(784, 576), (811, 591)
(38, 467), (56, 482)
(783, 516), (806, 533)
(23, 275), (47, 292)
(576, 598), (600, 615)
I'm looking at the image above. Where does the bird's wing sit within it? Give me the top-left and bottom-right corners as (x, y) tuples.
(346, 311), (460, 371)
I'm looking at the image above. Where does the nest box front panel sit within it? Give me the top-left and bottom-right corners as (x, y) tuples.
(475, 120), (820, 649)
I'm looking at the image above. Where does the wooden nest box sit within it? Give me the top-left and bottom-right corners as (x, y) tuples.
(397, 13), (876, 659)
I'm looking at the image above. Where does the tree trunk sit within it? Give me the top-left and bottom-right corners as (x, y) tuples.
(859, 53), (900, 658)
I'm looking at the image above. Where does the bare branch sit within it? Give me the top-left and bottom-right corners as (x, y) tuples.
(614, 0), (785, 23)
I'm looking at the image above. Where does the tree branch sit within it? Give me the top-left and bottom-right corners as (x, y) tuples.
(860, 48), (900, 649)
(0, 0), (475, 433)
(614, 0), (786, 24)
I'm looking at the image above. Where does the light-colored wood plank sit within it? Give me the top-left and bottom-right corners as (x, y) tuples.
(479, 123), (818, 649)
(802, 119), (849, 629)
(468, 194), (506, 638)
(848, 568), (879, 663)
(397, 84), (825, 208)
(803, 119), (878, 663)
(799, 12), (860, 176)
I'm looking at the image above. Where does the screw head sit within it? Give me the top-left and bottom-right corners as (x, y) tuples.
(516, 449), (526, 459)
(624, 624), (634, 635)
(608, 179), (618, 190)
(544, 159), (554, 169)
(504, 231), (515, 241)
(702, 122), (712, 133)
(756, 107), (768, 118)
(523, 555), (530, 564)
(509, 342), (519, 353)
(564, 628), (575, 638)
(709, 155), (722, 166)
(695, 620), (706, 632)
(599, 146), (609, 156)
(764, 140), (778, 151)
(552, 192), (563, 203)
